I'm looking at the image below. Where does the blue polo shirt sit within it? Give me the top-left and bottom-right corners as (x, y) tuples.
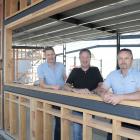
(37, 62), (65, 87)
(104, 68), (140, 94)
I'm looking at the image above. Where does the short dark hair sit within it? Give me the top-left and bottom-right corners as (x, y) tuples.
(79, 49), (91, 57)
(118, 48), (133, 58)
(43, 46), (55, 53)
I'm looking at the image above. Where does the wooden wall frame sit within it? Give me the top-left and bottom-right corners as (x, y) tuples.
(5, 0), (44, 18)
(2, 1), (140, 140)
(3, 83), (140, 140)
(0, 32), (1, 59)
(0, 1), (2, 60)
(0, 0), (4, 129)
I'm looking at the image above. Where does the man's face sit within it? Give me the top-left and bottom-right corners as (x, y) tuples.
(79, 52), (91, 68)
(118, 51), (133, 70)
(45, 50), (56, 63)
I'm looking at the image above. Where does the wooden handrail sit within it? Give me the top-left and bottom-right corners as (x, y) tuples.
(5, 83), (140, 108)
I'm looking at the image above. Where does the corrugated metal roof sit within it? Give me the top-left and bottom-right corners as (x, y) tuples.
(13, 0), (140, 46)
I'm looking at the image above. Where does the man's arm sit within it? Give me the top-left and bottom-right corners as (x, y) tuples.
(63, 83), (73, 91)
(64, 83), (91, 94)
(96, 85), (140, 105)
(107, 90), (140, 105)
(63, 73), (67, 81)
(121, 91), (140, 100)
(39, 79), (61, 90)
(94, 82), (111, 97)
(64, 68), (76, 92)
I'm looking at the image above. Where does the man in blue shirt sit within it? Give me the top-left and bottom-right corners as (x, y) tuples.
(97, 48), (140, 140)
(37, 47), (67, 140)
(98, 48), (140, 105)
(37, 47), (66, 90)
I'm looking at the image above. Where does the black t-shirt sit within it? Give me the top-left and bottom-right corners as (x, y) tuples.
(66, 67), (103, 91)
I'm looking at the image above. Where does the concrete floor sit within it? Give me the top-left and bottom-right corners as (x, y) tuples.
(0, 135), (6, 140)
(0, 130), (13, 140)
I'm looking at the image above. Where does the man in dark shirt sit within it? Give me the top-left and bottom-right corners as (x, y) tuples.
(64, 48), (103, 94)
(66, 66), (103, 91)
(64, 48), (103, 140)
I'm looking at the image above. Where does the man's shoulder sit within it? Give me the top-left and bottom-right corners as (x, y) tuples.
(107, 70), (119, 77)
(90, 66), (98, 70)
(70, 67), (81, 73)
(56, 62), (65, 68)
(38, 62), (47, 69)
(73, 67), (81, 71)
(131, 68), (140, 73)
(131, 69), (140, 75)
(89, 66), (100, 72)
(56, 62), (64, 66)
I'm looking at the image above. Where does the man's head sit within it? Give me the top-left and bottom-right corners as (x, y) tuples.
(44, 47), (56, 64)
(117, 48), (133, 70)
(79, 49), (91, 69)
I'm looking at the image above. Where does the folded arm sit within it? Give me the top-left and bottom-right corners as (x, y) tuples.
(96, 82), (140, 105)
(108, 90), (140, 105)
(39, 79), (61, 90)
(64, 83), (91, 94)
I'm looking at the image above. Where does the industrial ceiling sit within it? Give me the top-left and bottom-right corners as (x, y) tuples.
(13, 0), (140, 47)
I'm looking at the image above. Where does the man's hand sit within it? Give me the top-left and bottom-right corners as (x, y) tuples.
(51, 85), (61, 90)
(105, 94), (123, 105)
(72, 88), (91, 94)
(96, 82), (109, 97)
(101, 91), (113, 102)
(102, 93), (124, 105)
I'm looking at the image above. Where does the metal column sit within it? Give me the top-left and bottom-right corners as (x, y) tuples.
(63, 43), (66, 66)
(116, 32), (120, 69)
